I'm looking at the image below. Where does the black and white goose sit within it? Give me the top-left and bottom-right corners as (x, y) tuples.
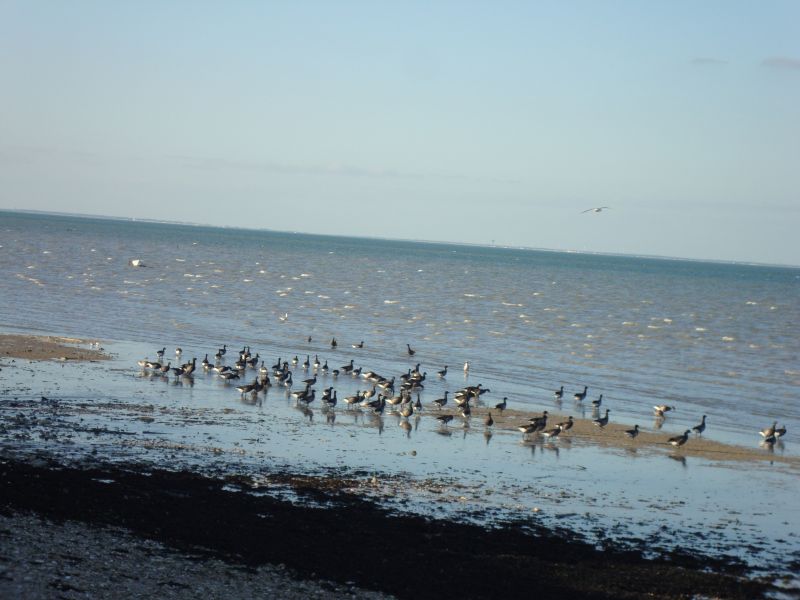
(352, 341), (364, 349)
(624, 424), (639, 439)
(156, 347), (166, 359)
(437, 366), (448, 378)
(557, 416), (574, 431)
(494, 397), (507, 412)
(591, 394), (604, 407)
(573, 386), (588, 402)
(668, 430), (690, 447)
(432, 391), (449, 409)
(593, 409), (610, 428)
(406, 344), (416, 357)
(215, 344), (227, 360)
(554, 386), (564, 401)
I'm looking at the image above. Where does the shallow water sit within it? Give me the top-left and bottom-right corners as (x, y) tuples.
(1, 337), (799, 579)
(1, 210), (799, 576)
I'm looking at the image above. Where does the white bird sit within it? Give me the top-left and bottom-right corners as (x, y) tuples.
(279, 313), (288, 322)
(582, 206), (610, 214)
(463, 361), (470, 374)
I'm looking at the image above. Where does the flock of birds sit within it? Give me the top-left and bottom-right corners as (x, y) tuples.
(136, 341), (787, 449)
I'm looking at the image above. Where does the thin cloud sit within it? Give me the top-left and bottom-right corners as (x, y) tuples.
(761, 56), (800, 70)
(172, 155), (520, 185)
(690, 57), (728, 66)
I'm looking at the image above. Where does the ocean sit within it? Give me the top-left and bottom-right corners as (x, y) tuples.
(1, 210), (797, 450)
(2, 209), (800, 576)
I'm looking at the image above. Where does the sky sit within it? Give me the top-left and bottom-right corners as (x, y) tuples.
(1, 1), (799, 265)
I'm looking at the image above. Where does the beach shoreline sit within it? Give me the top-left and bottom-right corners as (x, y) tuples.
(0, 454), (778, 600)
(0, 332), (797, 598)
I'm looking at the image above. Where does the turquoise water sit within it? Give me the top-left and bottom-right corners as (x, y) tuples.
(2, 210), (797, 450)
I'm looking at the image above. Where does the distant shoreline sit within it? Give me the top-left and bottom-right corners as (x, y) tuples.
(3, 208), (798, 270)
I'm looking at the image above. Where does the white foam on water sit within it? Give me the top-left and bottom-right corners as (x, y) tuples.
(722, 336), (736, 342)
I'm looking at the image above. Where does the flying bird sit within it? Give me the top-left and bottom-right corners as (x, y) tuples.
(582, 207), (610, 213)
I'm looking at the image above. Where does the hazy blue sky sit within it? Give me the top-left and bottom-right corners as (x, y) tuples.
(1, 1), (798, 265)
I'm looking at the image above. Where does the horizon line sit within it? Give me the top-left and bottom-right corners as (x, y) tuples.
(2, 207), (798, 270)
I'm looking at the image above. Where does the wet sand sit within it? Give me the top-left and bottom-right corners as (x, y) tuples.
(0, 332), (795, 598)
(0, 333), (109, 362)
(0, 456), (776, 600)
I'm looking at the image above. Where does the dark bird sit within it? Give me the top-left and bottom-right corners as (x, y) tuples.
(591, 394), (603, 407)
(593, 409), (610, 428)
(692, 415), (707, 435)
(554, 386), (564, 401)
(437, 365), (448, 378)
(330, 337), (337, 349)
(557, 416), (574, 431)
(407, 344), (416, 356)
(495, 397), (507, 412)
(352, 341), (364, 349)
(669, 430), (691, 447)
(574, 386), (588, 402)
(484, 412), (494, 428)
(625, 424), (639, 439)
(436, 414), (454, 426)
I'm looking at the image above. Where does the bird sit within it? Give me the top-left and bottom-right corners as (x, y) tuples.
(236, 380), (259, 395)
(494, 397), (507, 412)
(330, 337), (337, 349)
(437, 366), (448, 378)
(775, 424), (787, 439)
(484, 412), (494, 428)
(406, 344), (416, 356)
(557, 416), (574, 431)
(574, 386), (588, 402)
(341, 359), (354, 374)
(653, 405), (675, 417)
(463, 361), (470, 374)
(175, 347), (182, 357)
(279, 312), (288, 322)
(352, 341), (364, 349)
(593, 409), (610, 428)
(215, 344), (227, 359)
(760, 421), (778, 438)
(692, 415), (707, 435)
(582, 206), (610, 213)
(542, 425), (562, 439)
(668, 430), (691, 447)
(436, 414), (454, 427)
(156, 347), (166, 359)
(591, 394), (604, 407)
(432, 391), (449, 409)
(553, 386), (564, 401)
(624, 424), (639, 439)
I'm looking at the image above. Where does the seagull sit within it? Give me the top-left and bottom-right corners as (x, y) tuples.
(653, 405), (675, 417)
(582, 206), (610, 213)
